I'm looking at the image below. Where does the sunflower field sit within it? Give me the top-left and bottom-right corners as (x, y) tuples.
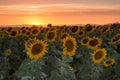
(0, 23), (120, 80)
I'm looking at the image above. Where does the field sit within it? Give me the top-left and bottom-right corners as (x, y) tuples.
(0, 23), (120, 80)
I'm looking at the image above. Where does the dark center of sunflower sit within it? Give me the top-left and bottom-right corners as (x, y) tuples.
(89, 39), (98, 47)
(26, 32), (30, 35)
(10, 31), (17, 36)
(105, 60), (112, 64)
(112, 36), (119, 42)
(79, 31), (83, 36)
(40, 29), (45, 33)
(86, 26), (93, 32)
(0, 34), (3, 37)
(71, 26), (78, 33)
(47, 32), (55, 40)
(94, 51), (103, 60)
(31, 44), (43, 55)
(1, 28), (4, 31)
(32, 29), (39, 34)
(22, 30), (26, 34)
(7, 28), (12, 32)
(65, 40), (74, 51)
(83, 38), (89, 44)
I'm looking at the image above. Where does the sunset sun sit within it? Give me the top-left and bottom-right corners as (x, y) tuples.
(29, 22), (41, 25)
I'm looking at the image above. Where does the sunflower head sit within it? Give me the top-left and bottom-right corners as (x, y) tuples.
(0, 27), (5, 32)
(81, 37), (90, 46)
(25, 38), (48, 59)
(92, 48), (107, 64)
(8, 29), (19, 38)
(0, 33), (5, 39)
(85, 24), (95, 33)
(110, 34), (120, 45)
(45, 30), (57, 42)
(63, 36), (77, 56)
(70, 26), (79, 34)
(20, 28), (27, 36)
(103, 58), (115, 67)
(100, 25), (111, 34)
(6, 49), (12, 56)
(31, 27), (40, 36)
(6, 27), (13, 34)
(78, 30), (84, 37)
(87, 37), (102, 50)
(25, 31), (31, 37)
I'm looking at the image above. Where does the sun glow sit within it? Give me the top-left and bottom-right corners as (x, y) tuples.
(29, 22), (41, 25)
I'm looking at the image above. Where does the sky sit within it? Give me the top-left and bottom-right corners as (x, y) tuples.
(0, 0), (120, 25)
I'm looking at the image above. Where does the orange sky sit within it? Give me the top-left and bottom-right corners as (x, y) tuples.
(0, 0), (120, 25)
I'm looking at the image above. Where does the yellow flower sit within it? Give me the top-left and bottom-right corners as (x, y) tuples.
(0, 33), (5, 39)
(45, 30), (57, 42)
(31, 27), (40, 36)
(25, 31), (31, 37)
(59, 32), (70, 42)
(81, 37), (90, 46)
(5, 27), (13, 34)
(8, 29), (19, 38)
(70, 26), (79, 34)
(63, 36), (77, 56)
(78, 30), (84, 37)
(92, 48), (107, 64)
(100, 25), (111, 34)
(25, 38), (48, 59)
(6, 49), (12, 56)
(87, 37), (102, 50)
(20, 28), (27, 36)
(85, 24), (95, 33)
(110, 34), (120, 45)
(103, 58), (115, 67)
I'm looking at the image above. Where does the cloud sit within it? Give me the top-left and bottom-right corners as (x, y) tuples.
(0, 4), (120, 15)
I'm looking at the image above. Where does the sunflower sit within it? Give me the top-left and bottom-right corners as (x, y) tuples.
(25, 31), (31, 37)
(87, 37), (102, 50)
(25, 38), (38, 50)
(103, 58), (115, 67)
(70, 26), (79, 34)
(0, 27), (5, 32)
(40, 27), (47, 35)
(92, 48), (107, 64)
(5, 27), (13, 34)
(49, 26), (57, 31)
(31, 27), (40, 36)
(110, 34), (120, 44)
(100, 25), (111, 34)
(0, 33), (5, 39)
(20, 28), (27, 36)
(25, 38), (48, 59)
(81, 37), (90, 46)
(8, 29), (19, 38)
(63, 36), (77, 56)
(6, 49), (12, 56)
(45, 30), (57, 42)
(85, 24), (95, 33)
(78, 30), (84, 37)
(59, 32), (70, 42)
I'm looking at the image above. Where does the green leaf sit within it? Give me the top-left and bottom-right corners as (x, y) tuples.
(49, 70), (64, 80)
(64, 69), (76, 79)
(15, 58), (47, 80)
(64, 56), (73, 63)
